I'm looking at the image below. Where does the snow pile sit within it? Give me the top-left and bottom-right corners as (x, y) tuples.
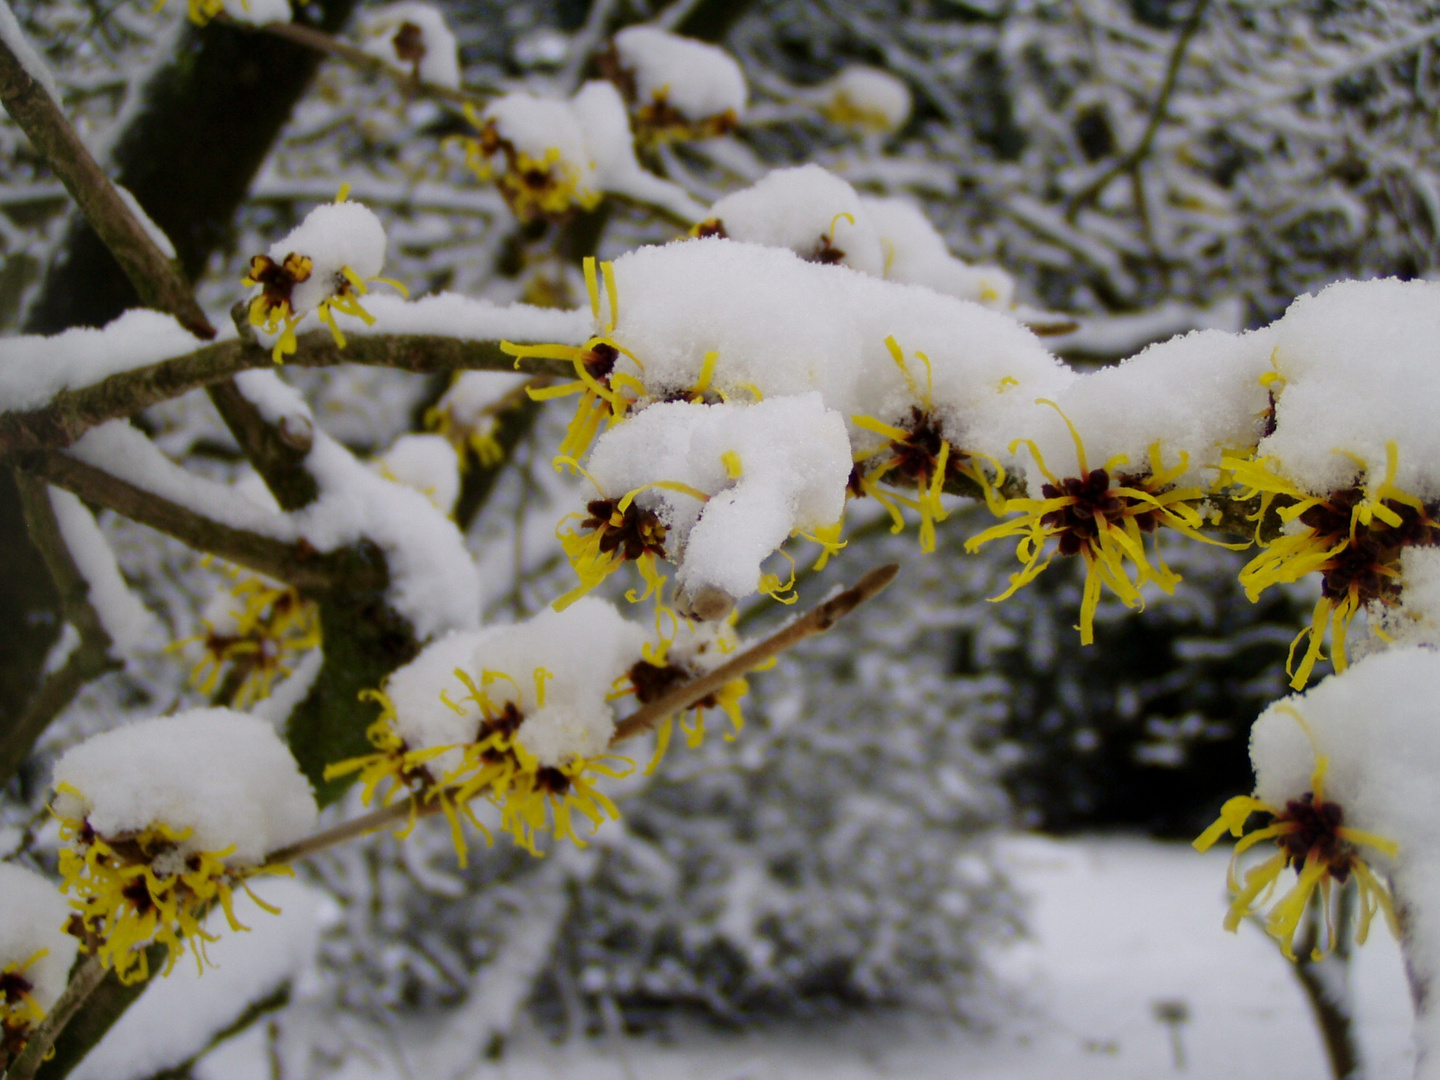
(861, 195), (1016, 308)
(586, 394), (851, 608)
(1260, 278), (1440, 498)
(370, 433), (460, 514)
(382, 599), (645, 771)
(51, 709), (317, 865)
(255, 200), (387, 322)
(353, 290), (592, 344)
(0, 862), (78, 1011)
(611, 25), (746, 126)
(0, 308), (202, 412)
(359, 2), (460, 88)
(212, 0), (291, 26)
(1014, 325), (1276, 485)
(821, 66), (912, 132)
(707, 165), (886, 275)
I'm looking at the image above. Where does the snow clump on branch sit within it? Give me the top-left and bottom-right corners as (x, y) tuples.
(606, 25), (746, 145)
(0, 863), (79, 1069)
(359, 2), (461, 88)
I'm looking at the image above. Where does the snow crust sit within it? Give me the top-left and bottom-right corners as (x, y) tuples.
(51, 708), (318, 865)
(382, 599), (645, 770)
(1261, 278), (1440, 498)
(49, 488), (161, 657)
(0, 862), (78, 1010)
(586, 394), (851, 602)
(0, 309), (202, 412)
(612, 26), (746, 122)
(360, 2), (460, 88)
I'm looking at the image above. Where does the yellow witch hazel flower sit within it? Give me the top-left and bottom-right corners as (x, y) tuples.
(243, 187), (406, 363)
(851, 336), (1006, 553)
(177, 569), (320, 707)
(1194, 704), (1399, 961)
(616, 611), (754, 774)
(0, 863), (78, 1072)
(1222, 441), (1440, 689)
(966, 401), (1241, 644)
(50, 711), (317, 984)
(503, 257), (646, 464)
(325, 601), (647, 862)
(459, 98), (602, 223)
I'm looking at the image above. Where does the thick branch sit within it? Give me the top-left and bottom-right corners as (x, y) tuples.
(14, 451), (386, 592)
(0, 33), (213, 338)
(0, 334), (567, 454)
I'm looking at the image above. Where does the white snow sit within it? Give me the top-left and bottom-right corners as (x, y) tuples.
(51, 708), (318, 865)
(264, 201), (387, 320)
(114, 185), (176, 260)
(709, 166), (886, 276)
(0, 309), (202, 412)
(371, 433), (460, 514)
(585, 394), (851, 604)
(71, 879), (331, 1080)
(345, 290), (593, 346)
(1261, 278), (1440, 498)
(0, 0), (61, 104)
(612, 26), (746, 123)
(483, 92), (598, 195)
(821, 66), (912, 132)
(0, 861), (78, 1011)
(359, 2), (460, 88)
(49, 487), (161, 657)
(220, 0), (291, 25)
(860, 195), (1016, 308)
(381, 599), (645, 772)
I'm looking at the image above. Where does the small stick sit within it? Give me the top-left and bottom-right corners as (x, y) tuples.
(4, 955), (107, 1080)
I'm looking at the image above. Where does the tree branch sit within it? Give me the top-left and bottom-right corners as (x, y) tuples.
(0, 30), (214, 338)
(0, 333), (569, 454)
(0, 475), (121, 786)
(13, 451), (386, 592)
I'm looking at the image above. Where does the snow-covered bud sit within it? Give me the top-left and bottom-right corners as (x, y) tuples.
(603, 26), (746, 146)
(819, 66), (912, 133)
(359, 2), (461, 88)
(460, 94), (601, 223)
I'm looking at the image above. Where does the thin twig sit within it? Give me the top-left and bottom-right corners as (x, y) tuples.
(0, 31), (213, 338)
(0, 333), (568, 454)
(252, 18), (489, 110)
(14, 451), (387, 592)
(1066, 0), (1211, 222)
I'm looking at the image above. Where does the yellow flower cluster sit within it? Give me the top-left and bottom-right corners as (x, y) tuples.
(326, 668), (631, 863)
(55, 797), (276, 984)
(1, 951), (48, 1070)
(458, 107), (602, 223)
(180, 572), (321, 707)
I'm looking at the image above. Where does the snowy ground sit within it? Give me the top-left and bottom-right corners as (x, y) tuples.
(128, 834), (1419, 1080)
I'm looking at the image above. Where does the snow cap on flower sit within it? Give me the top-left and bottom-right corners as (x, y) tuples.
(1261, 278), (1440, 499)
(706, 166), (885, 276)
(1370, 547), (1440, 649)
(0, 863), (78, 1011)
(859, 195), (1015, 308)
(600, 238), (864, 405)
(471, 93), (602, 221)
(51, 709), (318, 866)
(610, 26), (746, 127)
(1014, 325), (1276, 487)
(359, 2), (461, 88)
(821, 66), (912, 132)
(585, 393), (851, 609)
(383, 599), (646, 771)
(260, 200), (387, 321)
